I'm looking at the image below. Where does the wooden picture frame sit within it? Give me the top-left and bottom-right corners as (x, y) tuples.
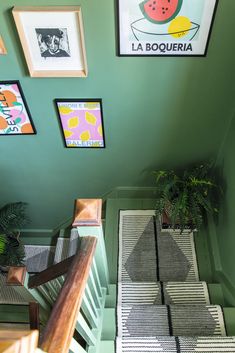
(0, 80), (36, 135)
(12, 6), (88, 77)
(0, 35), (7, 55)
(55, 99), (105, 148)
(117, 0), (218, 56)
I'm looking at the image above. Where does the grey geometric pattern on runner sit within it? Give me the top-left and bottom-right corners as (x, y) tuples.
(117, 210), (229, 353)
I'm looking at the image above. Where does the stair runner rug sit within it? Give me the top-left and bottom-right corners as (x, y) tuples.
(116, 210), (228, 352)
(116, 337), (235, 353)
(118, 210), (199, 287)
(0, 246), (55, 304)
(24, 245), (55, 273)
(0, 273), (26, 304)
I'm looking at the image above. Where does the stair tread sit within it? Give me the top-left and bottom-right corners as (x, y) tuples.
(119, 210), (199, 284)
(116, 336), (235, 353)
(0, 274), (27, 305)
(24, 245), (55, 273)
(118, 281), (210, 305)
(117, 209), (226, 347)
(54, 229), (79, 264)
(54, 238), (70, 264)
(99, 340), (115, 353)
(118, 304), (226, 337)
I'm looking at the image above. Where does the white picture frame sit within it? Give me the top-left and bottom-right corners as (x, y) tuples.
(12, 6), (88, 77)
(0, 35), (7, 55)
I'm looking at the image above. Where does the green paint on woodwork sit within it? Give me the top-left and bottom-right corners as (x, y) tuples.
(211, 112), (235, 305)
(0, 0), (235, 229)
(194, 227), (213, 283)
(101, 308), (116, 340)
(223, 308), (235, 336)
(98, 341), (115, 353)
(0, 304), (29, 323)
(105, 284), (117, 308)
(208, 284), (225, 306)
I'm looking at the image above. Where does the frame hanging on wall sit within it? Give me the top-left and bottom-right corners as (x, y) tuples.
(0, 81), (36, 135)
(0, 36), (7, 55)
(117, 0), (218, 56)
(55, 99), (105, 148)
(12, 6), (88, 77)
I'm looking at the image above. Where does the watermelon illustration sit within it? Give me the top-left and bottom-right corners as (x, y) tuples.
(139, 0), (183, 24)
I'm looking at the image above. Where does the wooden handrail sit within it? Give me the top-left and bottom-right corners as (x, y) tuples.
(28, 255), (75, 288)
(40, 236), (97, 353)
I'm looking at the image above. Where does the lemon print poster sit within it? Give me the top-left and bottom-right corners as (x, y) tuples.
(118, 0), (218, 56)
(0, 81), (36, 135)
(56, 99), (105, 148)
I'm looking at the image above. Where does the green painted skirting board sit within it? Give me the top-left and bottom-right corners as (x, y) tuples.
(102, 186), (158, 200)
(0, 304), (30, 323)
(206, 214), (235, 306)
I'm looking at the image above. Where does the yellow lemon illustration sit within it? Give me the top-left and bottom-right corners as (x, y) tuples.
(85, 112), (97, 125)
(68, 116), (79, 129)
(59, 106), (73, 115)
(98, 124), (103, 137)
(80, 130), (91, 141)
(168, 16), (192, 38)
(64, 129), (73, 138)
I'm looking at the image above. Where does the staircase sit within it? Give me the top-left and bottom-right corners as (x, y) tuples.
(116, 209), (235, 352)
(1, 195), (235, 353)
(0, 199), (109, 353)
(0, 228), (79, 310)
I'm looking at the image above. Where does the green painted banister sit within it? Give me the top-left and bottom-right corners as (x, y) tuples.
(76, 312), (97, 346)
(81, 293), (99, 328)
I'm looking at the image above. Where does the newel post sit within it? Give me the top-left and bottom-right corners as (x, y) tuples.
(73, 199), (109, 289)
(7, 267), (50, 323)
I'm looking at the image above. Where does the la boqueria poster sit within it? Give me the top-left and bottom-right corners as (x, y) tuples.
(118, 0), (218, 56)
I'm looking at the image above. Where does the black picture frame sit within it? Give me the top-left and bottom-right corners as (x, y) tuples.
(117, 0), (219, 57)
(55, 99), (105, 148)
(0, 80), (36, 135)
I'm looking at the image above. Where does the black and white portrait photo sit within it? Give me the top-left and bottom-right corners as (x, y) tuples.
(35, 28), (70, 58)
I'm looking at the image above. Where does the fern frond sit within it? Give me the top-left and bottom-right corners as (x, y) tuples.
(0, 202), (29, 232)
(153, 159), (221, 232)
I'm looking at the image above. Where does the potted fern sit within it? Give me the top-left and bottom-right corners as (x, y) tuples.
(153, 161), (221, 233)
(0, 202), (29, 271)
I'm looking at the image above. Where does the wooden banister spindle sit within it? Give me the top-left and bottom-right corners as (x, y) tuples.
(29, 302), (40, 331)
(40, 236), (97, 353)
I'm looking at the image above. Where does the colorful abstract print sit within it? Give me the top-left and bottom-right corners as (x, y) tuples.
(58, 102), (104, 147)
(0, 83), (34, 135)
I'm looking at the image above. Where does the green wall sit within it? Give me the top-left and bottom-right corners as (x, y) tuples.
(210, 111), (235, 305)
(0, 0), (235, 230)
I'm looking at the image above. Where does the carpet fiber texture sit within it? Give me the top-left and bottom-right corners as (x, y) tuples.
(116, 210), (231, 352)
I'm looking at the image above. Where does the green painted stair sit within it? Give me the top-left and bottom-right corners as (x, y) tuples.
(103, 198), (235, 353)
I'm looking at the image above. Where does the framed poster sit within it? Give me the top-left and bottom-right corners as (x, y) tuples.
(0, 36), (7, 55)
(0, 81), (36, 135)
(117, 0), (218, 56)
(55, 99), (105, 148)
(12, 6), (88, 77)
